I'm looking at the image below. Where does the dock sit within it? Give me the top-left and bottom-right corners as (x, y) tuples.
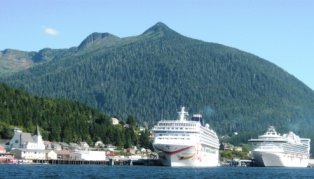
(31, 158), (162, 166)
(32, 159), (110, 165)
(308, 159), (314, 167)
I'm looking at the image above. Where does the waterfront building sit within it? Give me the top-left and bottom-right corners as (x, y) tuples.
(0, 152), (15, 163)
(7, 126), (47, 160)
(56, 150), (70, 160)
(69, 143), (80, 150)
(51, 142), (62, 151)
(69, 151), (106, 161)
(95, 141), (105, 148)
(10, 149), (46, 160)
(46, 150), (58, 160)
(7, 126), (45, 151)
(59, 142), (70, 150)
(0, 145), (5, 153)
(80, 142), (90, 150)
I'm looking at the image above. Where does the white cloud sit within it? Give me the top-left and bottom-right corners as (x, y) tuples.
(43, 27), (60, 36)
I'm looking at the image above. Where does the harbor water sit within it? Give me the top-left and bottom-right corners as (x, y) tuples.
(1, 165), (314, 178)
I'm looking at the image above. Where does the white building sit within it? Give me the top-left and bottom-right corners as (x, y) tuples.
(95, 141), (105, 148)
(112, 118), (119, 125)
(7, 126), (46, 160)
(80, 142), (89, 150)
(46, 150), (57, 160)
(7, 127), (45, 150)
(69, 151), (106, 161)
(11, 149), (46, 160)
(51, 143), (62, 151)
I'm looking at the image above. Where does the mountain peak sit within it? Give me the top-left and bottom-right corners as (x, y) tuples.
(145, 22), (170, 31)
(142, 22), (180, 37)
(78, 32), (120, 50)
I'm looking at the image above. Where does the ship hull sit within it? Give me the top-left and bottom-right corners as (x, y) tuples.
(153, 143), (219, 167)
(252, 151), (309, 167)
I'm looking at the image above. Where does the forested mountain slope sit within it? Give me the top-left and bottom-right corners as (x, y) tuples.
(2, 22), (314, 145)
(0, 83), (150, 149)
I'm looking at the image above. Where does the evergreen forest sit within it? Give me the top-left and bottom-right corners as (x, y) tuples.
(0, 83), (151, 149)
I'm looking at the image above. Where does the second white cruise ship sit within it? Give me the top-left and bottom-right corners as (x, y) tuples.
(249, 126), (311, 167)
(152, 107), (220, 167)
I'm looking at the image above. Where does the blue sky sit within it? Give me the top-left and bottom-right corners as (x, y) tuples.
(1, 0), (314, 89)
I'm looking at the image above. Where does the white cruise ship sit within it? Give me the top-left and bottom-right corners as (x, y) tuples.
(152, 107), (220, 167)
(249, 126), (310, 167)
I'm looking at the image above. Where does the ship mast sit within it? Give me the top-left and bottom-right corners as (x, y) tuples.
(178, 106), (188, 121)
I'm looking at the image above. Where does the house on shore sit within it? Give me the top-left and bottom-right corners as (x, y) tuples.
(0, 145), (15, 163)
(10, 149), (46, 160)
(46, 150), (58, 160)
(7, 127), (45, 151)
(69, 151), (106, 161)
(0, 145), (5, 153)
(56, 150), (70, 160)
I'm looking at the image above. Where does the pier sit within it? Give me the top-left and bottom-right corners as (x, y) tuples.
(221, 159), (253, 167)
(308, 159), (314, 167)
(31, 158), (162, 166)
(32, 159), (109, 165)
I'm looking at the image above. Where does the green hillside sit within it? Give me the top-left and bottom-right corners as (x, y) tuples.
(0, 83), (149, 149)
(2, 22), (314, 147)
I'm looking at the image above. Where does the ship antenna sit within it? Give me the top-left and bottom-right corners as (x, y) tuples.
(179, 106), (188, 121)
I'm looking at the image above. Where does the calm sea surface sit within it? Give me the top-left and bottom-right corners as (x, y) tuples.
(1, 165), (314, 179)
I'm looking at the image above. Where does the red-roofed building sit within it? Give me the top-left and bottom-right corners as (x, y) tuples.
(0, 145), (5, 153)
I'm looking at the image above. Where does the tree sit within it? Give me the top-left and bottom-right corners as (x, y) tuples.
(139, 129), (152, 149)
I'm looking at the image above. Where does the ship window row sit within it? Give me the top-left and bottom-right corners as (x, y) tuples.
(202, 141), (219, 147)
(200, 138), (218, 145)
(201, 129), (216, 136)
(199, 137), (218, 144)
(200, 129), (217, 138)
(154, 131), (198, 134)
(281, 143), (308, 148)
(157, 134), (198, 138)
(199, 135), (218, 141)
(282, 146), (308, 152)
(201, 131), (217, 138)
(200, 139), (219, 148)
(257, 145), (308, 154)
(281, 144), (308, 151)
(158, 133), (191, 137)
(157, 137), (191, 140)
(282, 148), (308, 154)
(200, 147), (217, 154)
(201, 142), (219, 149)
(154, 127), (197, 131)
(158, 123), (196, 127)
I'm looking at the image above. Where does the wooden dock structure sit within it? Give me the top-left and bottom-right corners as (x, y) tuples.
(31, 158), (162, 166)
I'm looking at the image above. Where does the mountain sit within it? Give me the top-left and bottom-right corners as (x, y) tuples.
(0, 49), (35, 76)
(0, 48), (76, 77)
(78, 32), (121, 50)
(1, 22), (314, 146)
